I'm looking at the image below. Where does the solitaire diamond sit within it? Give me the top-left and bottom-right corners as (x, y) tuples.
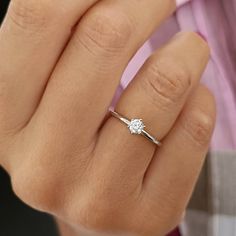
(128, 119), (145, 134)
(110, 110), (162, 146)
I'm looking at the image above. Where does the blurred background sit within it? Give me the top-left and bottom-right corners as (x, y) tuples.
(0, 1), (59, 235)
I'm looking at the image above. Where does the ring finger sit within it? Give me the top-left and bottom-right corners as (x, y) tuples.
(95, 32), (210, 183)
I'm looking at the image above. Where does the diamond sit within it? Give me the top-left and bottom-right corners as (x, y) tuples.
(128, 119), (145, 134)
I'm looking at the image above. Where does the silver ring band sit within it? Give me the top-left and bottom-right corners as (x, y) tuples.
(110, 110), (162, 147)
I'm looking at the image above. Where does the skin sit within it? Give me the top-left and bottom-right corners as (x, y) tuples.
(0, 0), (216, 235)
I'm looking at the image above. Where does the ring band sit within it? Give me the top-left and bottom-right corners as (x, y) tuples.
(110, 110), (162, 146)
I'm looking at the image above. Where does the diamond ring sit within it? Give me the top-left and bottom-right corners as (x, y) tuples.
(110, 110), (162, 146)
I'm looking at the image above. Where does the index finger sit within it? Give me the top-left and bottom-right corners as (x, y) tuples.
(0, 0), (100, 133)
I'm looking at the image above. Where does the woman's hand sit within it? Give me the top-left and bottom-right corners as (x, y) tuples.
(0, 0), (216, 235)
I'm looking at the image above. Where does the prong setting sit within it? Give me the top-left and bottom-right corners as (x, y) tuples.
(110, 110), (162, 146)
(128, 119), (145, 135)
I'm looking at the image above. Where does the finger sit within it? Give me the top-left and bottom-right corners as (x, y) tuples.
(142, 85), (216, 228)
(32, 0), (176, 144)
(95, 32), (210, 184)
(0, 0), (100, 133)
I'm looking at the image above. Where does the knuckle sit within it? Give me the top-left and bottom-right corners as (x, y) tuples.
(136, 210), (181, 236)
(69, 194), (115, 232)
(138, 194), (183, 236)
(157, 211), (182, 235)
(183, 109), (215, 146)
(11, 165), (59, 212)
(8, 0), (55, 32)
(164, 213), (183, 233)
(158, 204), (183, 233)
(77, 8), (133, 54)
(142, 58), (191, 108)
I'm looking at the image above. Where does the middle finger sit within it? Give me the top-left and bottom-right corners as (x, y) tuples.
(32, 0), (176, 144)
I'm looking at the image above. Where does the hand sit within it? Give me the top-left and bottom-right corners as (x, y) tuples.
(0, 0), (216, 235)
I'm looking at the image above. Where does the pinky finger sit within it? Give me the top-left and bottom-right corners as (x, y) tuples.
(142, 84), (216, 228)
